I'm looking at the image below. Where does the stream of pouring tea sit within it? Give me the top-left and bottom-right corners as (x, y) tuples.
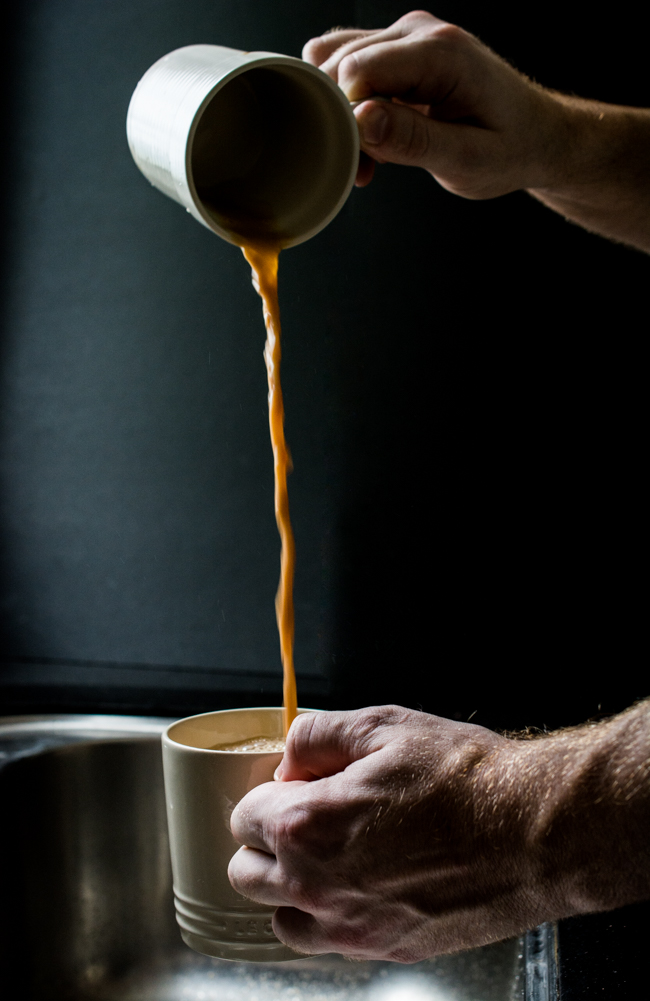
(242, 244), (297, 737)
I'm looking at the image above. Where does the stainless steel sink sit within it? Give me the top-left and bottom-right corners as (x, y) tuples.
(0, 715), (550, 1000)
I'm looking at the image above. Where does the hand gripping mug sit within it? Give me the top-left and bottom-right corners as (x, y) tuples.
(162, 707), (314, 962)
(126, 44), (359, 247)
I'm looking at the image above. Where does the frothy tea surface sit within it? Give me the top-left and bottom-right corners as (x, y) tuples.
(209, 736), (286, 753)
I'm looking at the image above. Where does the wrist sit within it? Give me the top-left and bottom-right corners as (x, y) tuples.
(505, 706), (650, 918)
(518, 87), (589, 193)
(527, 94), (650, 199)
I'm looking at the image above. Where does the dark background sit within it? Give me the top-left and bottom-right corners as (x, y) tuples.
(1, 1), (647, 730)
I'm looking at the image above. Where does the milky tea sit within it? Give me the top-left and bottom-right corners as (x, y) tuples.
(209, 736), (287, 752)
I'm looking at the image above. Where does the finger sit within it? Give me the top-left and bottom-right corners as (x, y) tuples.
(279, 705), (408, 781)
(319, 27), (411, 90)
(227, 845), (294, 907)
(273, 908), (373, 960)
(355, 98), (489, 180)
(355, 150), (376, 187)
(336, 29), (459, 105)
(302, 28), (376, 67)
(319, 11), (446, 95)
(230, 778), (309, 853)
(272, 907), (331, 956)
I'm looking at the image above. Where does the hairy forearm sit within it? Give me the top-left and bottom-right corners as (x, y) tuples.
(497, 700), (650, 917)
(528, 95), (650, 252)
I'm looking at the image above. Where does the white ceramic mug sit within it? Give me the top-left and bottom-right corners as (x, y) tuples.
(162, 706), (314, 962)
(127, 45), (359, 248)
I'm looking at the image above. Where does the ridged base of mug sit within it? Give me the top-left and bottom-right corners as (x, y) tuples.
(180, 929), (302, 962)
(173, 889), (304, 962)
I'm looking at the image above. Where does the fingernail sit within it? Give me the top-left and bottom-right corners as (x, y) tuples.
(274, 763), (284, 781)
(358, 104), (388, 146)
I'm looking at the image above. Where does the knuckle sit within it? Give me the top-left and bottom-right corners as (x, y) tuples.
(291, 709), (317, 737)
(277, 803), (322, 851)
(356, 705), (394, 728)
(338, 50), (361, 82)
(301, 37), (329, 65)
(396, 11), (464, 47)
(429, 21), (467, 48)
(397, 10), (437, 30)
(351, 704), (410, 740)
(287, 709), (318, 755)
(278, 811), (302, 849)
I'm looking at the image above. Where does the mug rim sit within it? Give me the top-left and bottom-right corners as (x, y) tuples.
(163, 705), (319, 752)
(184, 52), (359, 248)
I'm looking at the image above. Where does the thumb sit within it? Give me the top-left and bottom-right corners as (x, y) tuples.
(277, 705), (405, 782)
(355, 100), (444, 171)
